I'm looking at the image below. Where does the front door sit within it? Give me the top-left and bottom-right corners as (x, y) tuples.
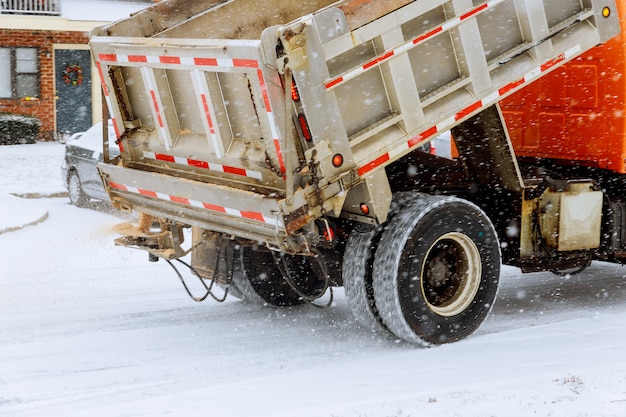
(55, 49), (92, 139)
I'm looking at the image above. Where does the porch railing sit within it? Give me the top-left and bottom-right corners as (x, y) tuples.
(0, 0), (61, 16)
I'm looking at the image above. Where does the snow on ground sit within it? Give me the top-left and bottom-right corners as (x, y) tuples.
(0, 193), (48, 234)
(0, 142), (66, 197)
(2, 142), (626, 416)
(0, 142), (65, 232)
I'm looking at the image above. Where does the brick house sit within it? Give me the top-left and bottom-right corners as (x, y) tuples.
(0, 0), (153, 140)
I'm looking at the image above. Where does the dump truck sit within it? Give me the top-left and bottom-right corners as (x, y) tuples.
(89, 0), (621, 346)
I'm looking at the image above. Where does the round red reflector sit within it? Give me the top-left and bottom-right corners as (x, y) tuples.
(360, 203), (370, 215)
(332, 154), (344, 167)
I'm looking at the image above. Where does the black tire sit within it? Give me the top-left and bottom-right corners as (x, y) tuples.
(373, 194), (500, 346)
(68, 170), (88, 207)
(232, 247), (324, 307)
(342, 227), (390, 334)
(231, 256), (267, 305)
(342, 192), (432, 335)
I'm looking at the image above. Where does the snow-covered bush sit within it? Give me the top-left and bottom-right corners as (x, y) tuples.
(0, 113), (41, 145)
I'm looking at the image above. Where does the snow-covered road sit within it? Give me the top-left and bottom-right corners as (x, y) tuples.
(2, 143), (626, 416)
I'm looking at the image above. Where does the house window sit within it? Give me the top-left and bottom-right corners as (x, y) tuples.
(0, 47), (39, 99)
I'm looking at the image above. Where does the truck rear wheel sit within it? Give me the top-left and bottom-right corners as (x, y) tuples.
(232, 247), (324, 307)
(342, 227), (389, 334)
(373, 194), (500, 346)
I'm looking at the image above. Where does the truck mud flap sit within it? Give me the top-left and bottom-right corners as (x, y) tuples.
(98, 162), (286, 246)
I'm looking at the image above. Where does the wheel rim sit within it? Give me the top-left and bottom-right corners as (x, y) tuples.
(420, 232), (482, 317)
(68, 173), (81, 203)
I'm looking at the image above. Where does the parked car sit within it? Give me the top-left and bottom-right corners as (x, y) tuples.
(62, 131), (85, 144)
(61, 121), (119, 206)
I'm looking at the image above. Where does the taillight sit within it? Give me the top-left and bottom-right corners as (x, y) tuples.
(291, 80), (300, 102)
(298, 114), (312, 142)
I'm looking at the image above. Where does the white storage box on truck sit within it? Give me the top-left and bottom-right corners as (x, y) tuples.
(89, 0), (621, 346)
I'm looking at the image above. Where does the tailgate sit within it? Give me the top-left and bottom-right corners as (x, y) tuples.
(91, 36), (292, 245)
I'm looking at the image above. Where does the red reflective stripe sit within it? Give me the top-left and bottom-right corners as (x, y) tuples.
(257, 70), (272, 112)
(108, 184), (273, 224)
(111, 119), (121, 142)
(325, 77), (344, 89)
(499, 79), (525, 96)
(358, 153), (390, 177)
(456, 101), (483, 121)
(200, 94), (215, 133)
(128, 55), (148, 63)
(146, 152), (257, 177)
(363, 58), (379, 70)
(109, 182), (127, 191)
(194, 57), (218, 66)
(413, 27), (443, 44)
(274, 138), (286, 174)
(362, 51), (395, 71)
(170, 195), (190, 205)
(138, 188), (158, 198)
(160, 56), (181, 64)
(408, 126), (438, 147)
(188, 159), (209, 169)
(460, 3), (488, 20)
(150, 90), (164, 127)
(380, 50), (395, 62)
(241, 211), (265, 222)
(202, 202), (227, 213)
(155, 153), (175, 163)
(95, 62), (109, 96)
(99, 53), (117, 62)
(224, 166), (247, 176)
(233, 59), (258, 68)
(541, 53), (565, 72)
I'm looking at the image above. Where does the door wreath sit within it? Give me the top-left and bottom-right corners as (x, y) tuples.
(62, 64), (83, 86)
